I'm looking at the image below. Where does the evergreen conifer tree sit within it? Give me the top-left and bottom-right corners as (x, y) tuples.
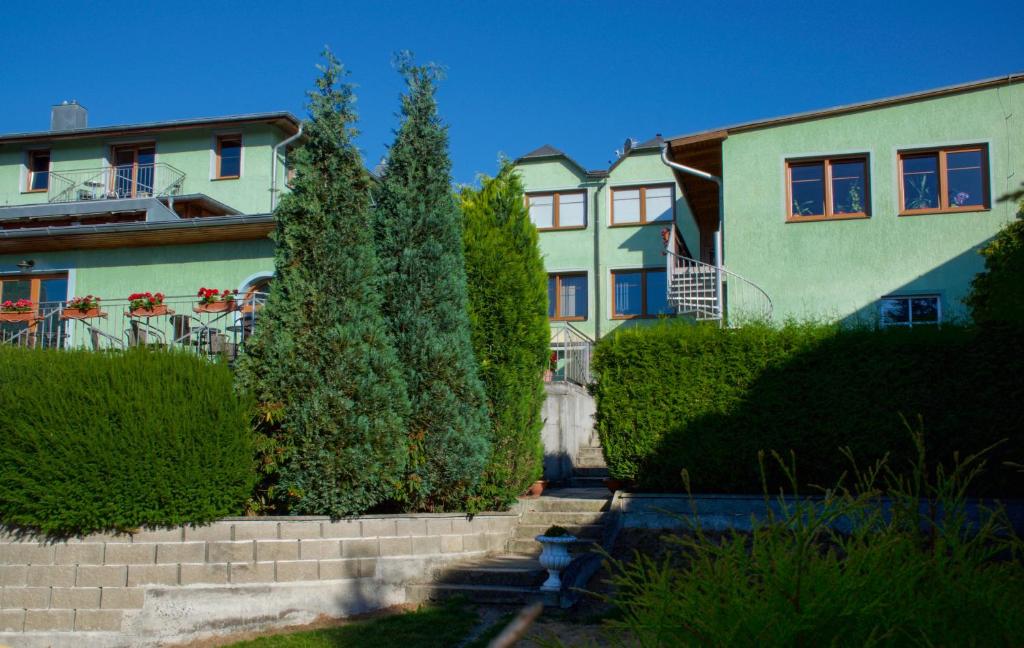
(236, 51), (410, 516)
(460, 162), (550, 510)
(374, 54), (490, 510)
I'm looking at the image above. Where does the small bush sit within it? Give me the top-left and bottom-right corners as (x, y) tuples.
(0, 348), (254, 536)
(603, 432), (1024, 646)
(966, 213), (1024, 326)
(591, 321), (1024, 496)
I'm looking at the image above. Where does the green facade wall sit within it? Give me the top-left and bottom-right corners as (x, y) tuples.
(515, 149), (698, 339)
(722, 83), (1023, 324)
(0, 124), (290, 214)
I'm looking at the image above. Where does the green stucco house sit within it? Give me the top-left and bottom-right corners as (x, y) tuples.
(0, 103), (301, 351)
(519, 73), (1023, 335)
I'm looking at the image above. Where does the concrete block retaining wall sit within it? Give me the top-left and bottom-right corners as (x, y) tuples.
(0, 512), (517, 647)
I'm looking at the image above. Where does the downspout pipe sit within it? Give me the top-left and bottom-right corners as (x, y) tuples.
(270, 124), (303, 212)
(660, 143), (725, 322)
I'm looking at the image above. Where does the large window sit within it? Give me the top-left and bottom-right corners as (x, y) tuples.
(26, 150), (50, 193)
(216, 135), (242, 179)
(786, 156), (869, 221)
(611, 268), (671, 319)
(527, 191), (586, 230)
(111, 143), (156, 198)
(879, 295), (940, 328)
(898, 145), (988, 215)
(0, 273), (68, 348)
(548, 273), (588, 321)
(611, 184), (675, 225)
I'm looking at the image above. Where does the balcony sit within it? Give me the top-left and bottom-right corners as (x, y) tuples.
(46, 163), (185, 204)
(0, 293), (266, 360)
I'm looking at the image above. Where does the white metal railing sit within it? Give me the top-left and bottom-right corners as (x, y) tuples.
(664, 226), (772, 325)
(47, 163), (185, 204)
(0, 293), (267, 360)
(550, 322), (593, 385)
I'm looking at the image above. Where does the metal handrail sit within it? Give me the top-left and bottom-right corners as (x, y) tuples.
(665, 247), (773, 324)
(47, 163), (186, 204)
(550, 321), (594, 386)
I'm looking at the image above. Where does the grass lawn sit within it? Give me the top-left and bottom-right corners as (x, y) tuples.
(226, 601), (482, 647)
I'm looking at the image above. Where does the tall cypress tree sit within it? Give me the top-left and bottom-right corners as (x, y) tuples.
(461, 162), (550, 511)
(236, 51), (409, 516)
(374, 54), (490, 511)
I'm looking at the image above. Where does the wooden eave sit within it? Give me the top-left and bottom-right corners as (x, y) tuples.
(0, 221), (273, 254)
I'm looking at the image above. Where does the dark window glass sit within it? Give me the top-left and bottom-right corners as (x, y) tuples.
(911, 297), (939, 323)
(645, 270), (670, 315)
(831, 159), (867, 214)
(29, 152), (50, 191)
(559, 275), (587, 319)
(547, 276), (556, 318)
(219, 138), (242, 177)
(613, 272), (643, 317)
(946, 150), (984, 207)
(880, 298), (910, 326)
(790, 162), (825, 216)
(902, 153), (939, 210)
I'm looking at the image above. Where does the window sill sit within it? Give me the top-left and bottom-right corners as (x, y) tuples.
(549, 317), (587, 322)
(611, 314), (674, 320)
(536, 225), (587, 232)
(785, 213), (869, 223)
(212, 175), (241, 181)
(898, 206), (989, 217)
(21, 189), (48, 194)
(609, 220), (673, 228)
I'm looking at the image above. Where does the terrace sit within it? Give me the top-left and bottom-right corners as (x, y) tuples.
(0, 291), (267, 359)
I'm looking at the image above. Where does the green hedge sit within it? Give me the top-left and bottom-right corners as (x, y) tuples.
(592, 322), (1024, 496)
(0, 348), (255, 535)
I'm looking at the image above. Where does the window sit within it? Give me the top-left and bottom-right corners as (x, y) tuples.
(26, 150), (50, 192)
(898, 145), (988, 215)
(216, 135), (242, 179)
(0, 273), (68, 349)
(879, 295), (941, 328)
(112, 143), (156, 198)
(786, 156), (869, 221)
(611, 185), (675, 225)
(527, 191), (586, 230)
(548, 273), (588, 321)
(611, 268), (671, 318)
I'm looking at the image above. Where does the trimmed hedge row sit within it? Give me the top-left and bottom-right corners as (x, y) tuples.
(592, 322), (1024, 496)
(0, 348), (255, 535)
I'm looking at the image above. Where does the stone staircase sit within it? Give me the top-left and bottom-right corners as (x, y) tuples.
(571, 445), (609, 488)
(408, 488), (613, 605)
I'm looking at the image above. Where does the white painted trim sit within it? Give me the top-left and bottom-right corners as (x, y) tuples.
(878, 292), (943, 328)
(237, 270), (274, 294)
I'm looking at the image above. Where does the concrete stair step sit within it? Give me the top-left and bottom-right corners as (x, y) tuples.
(431, 557), (545, 588)
(570, 476), (609, 489)
(520, 511), (609, 525)
(576, 447), (605, 463)
(514, 524), (604, 540)
(522, 497), (609, 513)
(508, 537), (597, 556)
(407, 583), (543, 605)
(572, 466), (609, 478)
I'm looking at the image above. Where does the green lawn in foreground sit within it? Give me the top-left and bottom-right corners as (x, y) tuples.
(227, 601), (480, 647)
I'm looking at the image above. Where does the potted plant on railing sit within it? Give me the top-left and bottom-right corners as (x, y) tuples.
(535, 525), (577, 592)
(0, 298), (36, 323)
(127, 292), (171, 317)
(61, 295), (104, 320)
(193, 287), (239, 314)
(544, 350), (557, 382)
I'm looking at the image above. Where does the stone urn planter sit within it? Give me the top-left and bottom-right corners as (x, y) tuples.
(536, 528), (577, 592)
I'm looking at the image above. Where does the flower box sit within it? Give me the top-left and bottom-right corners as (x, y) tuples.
(127, 305), (173, 318)
(0, 311), (36, 323)
(193, 301), (238, 314)
(61, 307), (105, 320)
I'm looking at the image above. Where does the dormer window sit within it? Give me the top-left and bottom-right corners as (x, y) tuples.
(216, 135), (242, 179)
(26, 150), (50, 192)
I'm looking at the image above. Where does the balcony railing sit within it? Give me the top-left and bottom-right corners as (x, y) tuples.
(46, 163), (186, 204)
(550, 322), (593, 386)
(0, 293), (267, 360)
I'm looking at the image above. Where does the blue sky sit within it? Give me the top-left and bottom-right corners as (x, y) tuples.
(1, 1), (1020, 184)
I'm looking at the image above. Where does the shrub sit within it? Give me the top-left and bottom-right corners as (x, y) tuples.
(966, 210), (1024, 326)
(602, 432), (1024, 646)
(460, 162), (548, 511)
(374, 53), (490, 511)
(0, 348), (254, 536)
(591, 321), (1024, 496)
(235, 51), (410, 517)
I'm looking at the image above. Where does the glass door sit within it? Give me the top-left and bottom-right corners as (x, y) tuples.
(0, 274), (68, 348)
(112, 144), (156, 198)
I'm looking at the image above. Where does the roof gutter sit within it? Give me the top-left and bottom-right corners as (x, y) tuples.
(270, 124), (303, 211)
(0, 214), (274, 240)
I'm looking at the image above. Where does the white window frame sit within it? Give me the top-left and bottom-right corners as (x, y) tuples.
(879, 294), (942, 328)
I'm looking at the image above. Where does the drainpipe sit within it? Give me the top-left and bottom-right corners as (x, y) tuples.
(660, 143), (725, 321)
(270, 124), (303, 211)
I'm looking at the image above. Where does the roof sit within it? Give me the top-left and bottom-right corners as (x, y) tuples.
(0, 111), (301, 145)
(665, 72), (1023, 145)
(516, 136), (663, 178)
